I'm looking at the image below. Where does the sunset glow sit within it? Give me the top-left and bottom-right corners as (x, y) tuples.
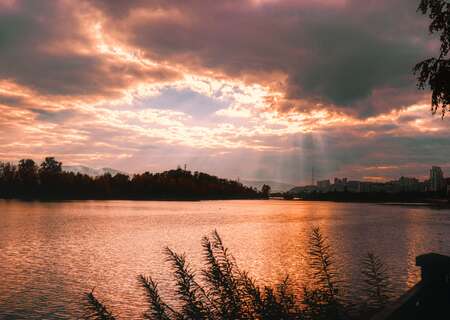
(2, 2), (450, 319)
(0, 0), (447, 184)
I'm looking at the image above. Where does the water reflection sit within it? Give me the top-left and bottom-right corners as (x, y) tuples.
(1, 200), (450, 319)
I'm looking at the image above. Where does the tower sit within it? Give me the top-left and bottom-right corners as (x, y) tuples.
(430, 166), (444, 192)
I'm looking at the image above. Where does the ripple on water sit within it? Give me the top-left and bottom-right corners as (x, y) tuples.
(1, 200), (450, 319)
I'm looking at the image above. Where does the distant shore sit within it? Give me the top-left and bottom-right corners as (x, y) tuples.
(271, 191), (450, 208)
(0, 195), (268, 202)
(1, 157), (270, 201)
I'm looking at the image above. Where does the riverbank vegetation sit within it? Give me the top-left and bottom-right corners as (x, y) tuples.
(0, 157), (268, 200)
(85, 228), (393, 320)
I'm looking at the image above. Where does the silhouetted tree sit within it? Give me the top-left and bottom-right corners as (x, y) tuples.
(39, 157), (62, 175)
(0, 162), (17, 197)
(261, 184), (271, 199)
(0, 157), (262, 200)
(17, 159), (38, 196)
(414, 0), (450, 117)
(38, 157), (63, 197)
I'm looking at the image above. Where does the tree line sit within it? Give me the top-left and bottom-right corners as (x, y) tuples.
(0, 157), (270, 200)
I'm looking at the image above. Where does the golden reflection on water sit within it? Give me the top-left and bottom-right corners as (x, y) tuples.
(1, 200), (450, 319)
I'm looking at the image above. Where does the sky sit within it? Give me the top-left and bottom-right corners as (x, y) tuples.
(0, 0), (448, 184)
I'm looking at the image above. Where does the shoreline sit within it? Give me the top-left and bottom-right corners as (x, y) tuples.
(274, 197), (450, 209)
(2, 197), (450, 209)
(0, 196), (269, 202)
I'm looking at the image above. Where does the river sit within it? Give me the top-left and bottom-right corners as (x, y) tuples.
(1, 200), (449, 319)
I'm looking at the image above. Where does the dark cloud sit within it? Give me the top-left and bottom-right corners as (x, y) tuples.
(397, 114), (421, 123)
(30, 108), (77, 123)
(0, 94), (26, 107)
(0, 0), (432, 115)
(0, 0), (179, 98)
(87, 0), (432, 116)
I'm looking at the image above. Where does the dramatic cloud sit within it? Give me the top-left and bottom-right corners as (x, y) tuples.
(0, 0), (448, 184)
(0, 0), (179, 98)
(87, 0), (433, 115)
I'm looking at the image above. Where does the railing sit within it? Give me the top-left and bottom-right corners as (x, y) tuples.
(371, 253), (450, 320)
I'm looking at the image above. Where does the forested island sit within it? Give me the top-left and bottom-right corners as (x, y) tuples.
(0, 157), (269, 200)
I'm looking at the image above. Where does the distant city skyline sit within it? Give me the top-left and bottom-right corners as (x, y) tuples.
(291, 165), (450, 194)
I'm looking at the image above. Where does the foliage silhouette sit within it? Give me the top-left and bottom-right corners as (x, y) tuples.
(85, 289), (116, 320)
(360, 252), (392, 310)
(164, 247), (211, 319)
(261, 184), (271, 199)
(138, 275), (177, 320)
(85, 228), (394, 320)
(414, 0), (450, 117)
(303, 227), (342, 319)
(307, 228), (339, 301)
(17, 159), (38, 196)
(0, 157), (263, 200)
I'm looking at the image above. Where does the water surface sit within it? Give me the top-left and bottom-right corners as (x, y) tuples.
(1, 200), (449, 319)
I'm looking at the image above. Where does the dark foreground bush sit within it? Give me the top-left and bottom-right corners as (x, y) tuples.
(84, 228), (392, 320)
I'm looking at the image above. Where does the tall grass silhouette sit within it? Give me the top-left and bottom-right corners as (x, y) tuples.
(84, 228), (392, 320)
(360, 252), (392, 310)
(85, 289), (116, 320)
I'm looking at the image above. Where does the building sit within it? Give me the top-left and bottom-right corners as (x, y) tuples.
(331, 177), (347, 192)
(429, 166), (445, 192)
(288, 166), (446, 196)
(445, 178), (450, 194)
(317, 179), (331, 192)
(346, 180), (361, 193)
(398, 176), (421, 192)
(359, 182), (386, 193)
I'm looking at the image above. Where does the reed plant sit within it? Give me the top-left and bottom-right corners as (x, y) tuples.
(84, 228), (393, 320)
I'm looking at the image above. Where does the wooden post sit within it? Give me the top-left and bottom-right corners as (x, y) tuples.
(414, 253), (450, 319)
(416, 253), (450, 285)
(372, 252), (450, 320)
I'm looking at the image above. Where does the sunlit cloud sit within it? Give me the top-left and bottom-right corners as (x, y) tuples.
(0, 0), (448, 184)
